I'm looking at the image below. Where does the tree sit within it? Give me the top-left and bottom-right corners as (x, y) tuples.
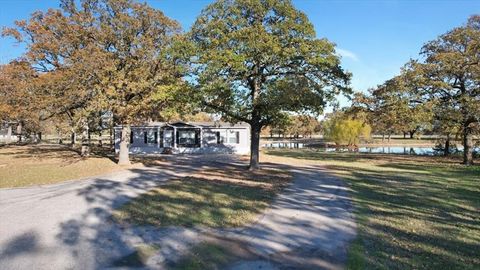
(285, 115), (319, 138)
(3, 2), (110, 153)
(403, 15), (480, 165)
(323, 112), (371, 147)
(189, 0), (351, 169)
(351, 75), (433, 142)
(0, 61), (39, 143)
(4, 0), (187, 163)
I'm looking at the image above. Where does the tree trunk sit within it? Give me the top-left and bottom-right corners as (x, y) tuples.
(110, 125), (114, 148)
(388, 134), (391, 142)
(382, 134), (385, 142)
(98, 131), (103, 147)
(6, 125), (12, 144)
(249, 123), (261, 170)
(403, 132), (407, 139)
(462, 124), (473, 165)
(409, 130), (415, 139)
(16, 122), (22, 143)
(81, 122), (90, 157)
(444, 134), (450, 157)
(118, 124), (131, 165)
(71, 132), (76, 147)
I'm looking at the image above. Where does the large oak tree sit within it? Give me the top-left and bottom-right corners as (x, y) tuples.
(404, 15), (480, 165)
(189, 0), (351, 169)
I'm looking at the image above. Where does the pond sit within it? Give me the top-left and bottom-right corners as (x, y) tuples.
(262, 142), (479, 156)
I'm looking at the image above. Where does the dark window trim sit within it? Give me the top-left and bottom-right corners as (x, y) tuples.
(176, 128), (201, 148)
(160, 130), (164, 147)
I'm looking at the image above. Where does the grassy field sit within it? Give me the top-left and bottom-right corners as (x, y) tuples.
(114, 164), (291, 227)
(264, 149), (479, 270)
(0, 144), (123, 188)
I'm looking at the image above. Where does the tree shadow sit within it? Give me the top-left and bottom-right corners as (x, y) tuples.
(0, 231), (38, 258)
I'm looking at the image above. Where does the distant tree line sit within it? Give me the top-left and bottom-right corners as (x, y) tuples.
(350, 15), (479, 165)
(262, 115), (321, 139)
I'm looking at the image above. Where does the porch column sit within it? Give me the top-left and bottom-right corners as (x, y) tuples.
(199, 127), (203, 148)
(6, 124), (12, 144)
(173, 127), (177, 149)
(157, 127), (160, 148)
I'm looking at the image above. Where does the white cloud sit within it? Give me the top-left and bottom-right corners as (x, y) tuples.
(336, 48), (359, 62)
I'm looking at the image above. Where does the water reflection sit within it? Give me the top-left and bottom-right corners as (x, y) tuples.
(262, 143), (479, 156)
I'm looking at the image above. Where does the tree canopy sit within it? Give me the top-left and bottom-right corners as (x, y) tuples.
(323, 111), (371, 147)
(402, 15), (480, 164)
(352, 75), (433, 140)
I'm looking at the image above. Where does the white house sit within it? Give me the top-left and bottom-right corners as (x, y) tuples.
(114, 121), (250, 155)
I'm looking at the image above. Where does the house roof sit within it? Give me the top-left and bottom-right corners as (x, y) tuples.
(115, 121), (250, 129)
(193, 121), (250, 128)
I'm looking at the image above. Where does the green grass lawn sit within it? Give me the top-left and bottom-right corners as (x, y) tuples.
(0, 144), (123, 188)
(265, 149), (480, 270)
(114, 165), (291, 227)
(171, 242), (233, 270)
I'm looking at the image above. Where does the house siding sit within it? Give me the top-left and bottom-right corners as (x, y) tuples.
(114, 123), (250, 155)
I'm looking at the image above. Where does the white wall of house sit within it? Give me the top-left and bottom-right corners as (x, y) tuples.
(114, 125), (250, 155)
(201, 127), (250, 155)
(114, 127), (163, 154)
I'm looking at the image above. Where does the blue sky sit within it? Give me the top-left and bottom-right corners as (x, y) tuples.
(1, 0), (479, 107)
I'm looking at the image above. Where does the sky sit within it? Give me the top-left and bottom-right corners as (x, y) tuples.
(0, 0), (479, 108)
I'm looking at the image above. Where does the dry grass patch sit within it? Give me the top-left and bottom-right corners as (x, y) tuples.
(0, 144), (123, 188)
(114, 164), (291, 227)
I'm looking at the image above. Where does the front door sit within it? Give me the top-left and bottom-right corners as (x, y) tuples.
(163, 129), (173, 148)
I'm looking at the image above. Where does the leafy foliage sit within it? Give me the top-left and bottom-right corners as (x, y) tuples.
(402, 15), (480, 164)
(351, 76), (433, 138)
(323, 112), (371, 146)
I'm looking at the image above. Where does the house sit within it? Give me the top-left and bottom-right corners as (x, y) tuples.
(114, 121), (250, 155)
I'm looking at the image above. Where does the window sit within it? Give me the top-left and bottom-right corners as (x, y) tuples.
(144, 130), (157, 144)
(228, 131), (240, 144)
(177, 129), (200, 147)
(216, 131), (224, 144)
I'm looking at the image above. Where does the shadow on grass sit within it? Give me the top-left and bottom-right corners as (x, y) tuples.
(113, 176), (280, 227)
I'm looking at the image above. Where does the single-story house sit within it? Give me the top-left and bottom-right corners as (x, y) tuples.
(114, 121), (250, 155)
